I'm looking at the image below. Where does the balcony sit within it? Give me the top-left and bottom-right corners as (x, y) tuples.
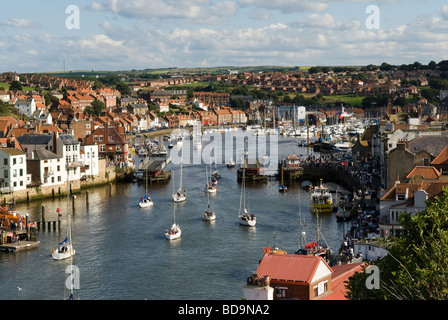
(378, 215), (401, 226)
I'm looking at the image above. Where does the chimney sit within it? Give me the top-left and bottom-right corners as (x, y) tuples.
(396, 139), (407, 151)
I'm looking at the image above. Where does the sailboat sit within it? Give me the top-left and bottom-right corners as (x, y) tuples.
(238, 169), (256, 227)
(139, 168), (154, 208)
(296, 193), (333, 264)
(165, 205), (181, 240)
(227, 159), (235, 168)
(172, 157), (186, 203)
(205, 164), (217, 193)
(278, 165), (287, 192)
(52, 169), (75, 260)
(202, 182), (216, 221)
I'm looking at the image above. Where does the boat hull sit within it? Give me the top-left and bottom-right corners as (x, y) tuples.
(139, 199), (154, 208)
(173, 195), (186, 202)
(165, 225), (181, 240)
(202, 212), (216, 221)
(239, 214), (256, 227)
(311, 204), (333, 213)
(52, 245), (75, 260)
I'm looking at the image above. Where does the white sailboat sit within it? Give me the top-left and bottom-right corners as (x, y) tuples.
(52, 168), (75, 260)
(139, 168), (154, 208)
(172, 159), (186, 202)
(205, 164), (217, 193)
(238, 169), (256, 227)
(202, 182), (216, 221)
(165, 205), (181, 240)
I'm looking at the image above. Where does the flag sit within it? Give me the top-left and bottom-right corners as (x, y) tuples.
(58, 237), (68, 246)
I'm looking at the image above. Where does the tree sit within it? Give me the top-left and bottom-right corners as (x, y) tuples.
(345, 187), (448, 300)
(9, 81), (23, 92)
(116, 82), (130, 96)
(86, 99), (106, 116)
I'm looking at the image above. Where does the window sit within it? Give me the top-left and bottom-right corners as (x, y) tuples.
(4, 170), (8, 178)
(274, 287), (287, 298)
(99, 136), (103, 142)
(313, 281), (328, 297)
(3, 159), (7, 165)
(397, 194), (405, 201)
(423, 158), (430, 166)
(13, 158), (16, 165)
(99, 145), (105, 152)
(19, 169), (23, 176)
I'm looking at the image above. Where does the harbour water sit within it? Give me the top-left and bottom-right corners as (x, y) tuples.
(0, 132), (350, 300)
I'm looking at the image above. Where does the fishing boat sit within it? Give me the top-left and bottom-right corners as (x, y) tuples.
(172, 159), (186, 203)
(52, 170), (75, 260)
(139, 169), (154, 208)
(335, 206), (352, 222)
(310, 179), (333, 214)
(296, 194), (333, 265)
(238, 169), (256, 227)
(165, 205), (181, 240)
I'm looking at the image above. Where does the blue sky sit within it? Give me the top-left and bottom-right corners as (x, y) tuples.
(1, 0), (448, 73)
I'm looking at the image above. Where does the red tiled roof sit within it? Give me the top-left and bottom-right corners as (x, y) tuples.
(255, 253), (332, 284)
(322, 263), (365, 300)
(287, 154), (299, 160)
(432, 146), (448, 165)
(406, 166), (441, 179)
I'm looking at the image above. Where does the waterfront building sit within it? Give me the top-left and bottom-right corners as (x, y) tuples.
(17, 133), (58, 154)
(84, 124), (129, 165)
(0, 147), (27, 192)
(244, 252), (364, 300)
(56, 134), (82, 181)
(80, 144), (99, 178)
(26, 148), (66, 187)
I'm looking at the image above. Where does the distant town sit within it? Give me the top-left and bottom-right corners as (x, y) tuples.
(0, 60), (448, 206)
(3, 60), (448, 300)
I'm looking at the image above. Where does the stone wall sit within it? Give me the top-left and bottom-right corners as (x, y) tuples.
(0, 159), (132, 205)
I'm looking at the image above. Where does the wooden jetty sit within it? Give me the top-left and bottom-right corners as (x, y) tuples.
(137, 157), (171, 183)
(0, 240), (40, 253)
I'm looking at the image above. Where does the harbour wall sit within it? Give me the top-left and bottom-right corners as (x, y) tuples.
(1, 159), (135, 205)
(282, 165), (362, 193)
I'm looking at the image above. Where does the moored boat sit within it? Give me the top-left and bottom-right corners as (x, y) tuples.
(310, 179), (333, 213)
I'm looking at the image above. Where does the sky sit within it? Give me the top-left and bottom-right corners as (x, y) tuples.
(1, 0), (448, 73)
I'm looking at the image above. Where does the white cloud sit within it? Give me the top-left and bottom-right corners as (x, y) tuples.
(89, 0), (236, 24)
(4, 2), (448, 73)
(0, 18), (39, 28)
(441, 5), (448, 20)
(238, 0), (328, 13)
